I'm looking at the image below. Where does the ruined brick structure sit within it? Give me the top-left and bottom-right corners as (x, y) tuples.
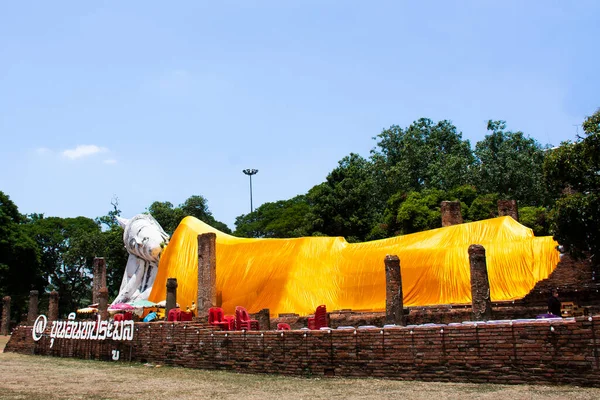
(98, 287), (109, 321)
(27, 290), (38, 326)
(48, 291), (59, 322)
(384, 255), (405, 325)
(7, 317), (600, 387)
(1, 296), (10, 335)
(497, 199), (519, 221)
(255, 309), (271, 330)
(469, 245), (492, 321)
(92, 258), (107, 305)
(197, 233), (217, 317)
(166, 278), (178, 317)
(440, 201), (463, 227)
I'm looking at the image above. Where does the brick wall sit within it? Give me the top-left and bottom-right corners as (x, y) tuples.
(441, 201), (463, 227)
(6, 317), (600, 386)
(271, 304), (563, 329)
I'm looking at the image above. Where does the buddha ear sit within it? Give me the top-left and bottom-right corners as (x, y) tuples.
(116, 216), (129, 229)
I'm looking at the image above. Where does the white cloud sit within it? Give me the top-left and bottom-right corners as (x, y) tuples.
(62, 145), (108, 160)
(35, 147), (52, 155)
(103, 159), (117, 165)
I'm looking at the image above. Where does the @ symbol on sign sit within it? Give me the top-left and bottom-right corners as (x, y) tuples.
(32, 315), (48, 341)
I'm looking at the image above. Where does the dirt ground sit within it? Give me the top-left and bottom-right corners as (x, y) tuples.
(1, 335), (600, 400)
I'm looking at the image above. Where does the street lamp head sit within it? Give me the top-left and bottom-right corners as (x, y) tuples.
(242, 169), (258, 214)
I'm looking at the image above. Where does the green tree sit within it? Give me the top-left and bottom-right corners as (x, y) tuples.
(0, 191), (42, 321)
(378, 185), (479, 238)
(545, 109), (600, 259)
(370, 123), (428, 197)
(473, 120), (548, 205)
(392, 189), (445, 235)
(448, 184), (479, 209)
(519, 206), (549, 236)
(181, 195), (231, 234)
(466, 193), (499, 222)
(370, 118), (474, 198)
(423, 120), (475, 190)
(549, 193), (599, 258)
(380, 191), (410, 237)
(306, 153), (378, 242)
(147, 201), (183, 235)
(95, 198), (128, 299)
(26, 216), (104, 314)
(234, 195), (310, 238)
(101, 225), (128, 299)
(147, 195), (231, 235)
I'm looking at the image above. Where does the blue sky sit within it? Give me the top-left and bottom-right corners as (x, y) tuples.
(1, 1), (598, 230)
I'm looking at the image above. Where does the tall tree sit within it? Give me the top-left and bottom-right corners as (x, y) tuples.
(393, 189), (445, 235)
(306, 153), (378, 242)
(180, 195), (231, 234)
(545, 109), (600, 259)
(519, 206), (549, 236)
(26, 216), (104, 314)
(234, 195), (310, 238)
(147, 195), (231, 235)
(466, 193), (499, 222)
(0, 191), (41, 320)
(370, 118), (474, 198)
(423, 120), (475, 190)
(147, 201), (183, 235)
(474, 120), (548, 206)
(95, 198), (128, 299)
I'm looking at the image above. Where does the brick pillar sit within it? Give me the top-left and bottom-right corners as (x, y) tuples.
(253, 308), (270, 330)
(1, 296), (10, 335)
(197, 233), (217, 318)
(92, 257), (107, 305)
(98, 287), (109, 321)
(441, 201), (463, 227)
(48, 291), (59, 322)
(384, 255), (405, 326)
(166, 278), (178, 318)
(27, 290), (39, 326)
(497, 200), (519, 221)
(468, 245), (492, 321)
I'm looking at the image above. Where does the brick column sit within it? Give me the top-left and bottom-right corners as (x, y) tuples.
(253, 308), (271, 330)
(497, 200), (519, 221)
(197, 233), (217, 318)
(166, 278), (178, 318)
(384, 255), (405, 326)
(48, 291), (59, 322)
(27, 290), (39, 326)
(468, 245), (492, 321)
(1, 296), (10, 336)
(441, 201), (463, 227)
(92, 257), (107, 305)
(98, 287), (109, 321)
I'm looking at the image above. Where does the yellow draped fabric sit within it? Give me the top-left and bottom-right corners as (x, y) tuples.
(148, 216), (560, 316)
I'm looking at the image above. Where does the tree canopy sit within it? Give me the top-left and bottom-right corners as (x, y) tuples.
(305, 153), (379, 242)
(0, 192), (41, 319)
(25, 215), (104, 314)
(234, 195), (310, 238)
(370, 118), (474, 198)
(474, 120), (549, 206)
(148, 195), (231, 235)
(545, 109), (600, 259)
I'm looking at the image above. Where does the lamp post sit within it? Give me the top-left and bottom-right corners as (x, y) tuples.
(242, 169), (258, 213)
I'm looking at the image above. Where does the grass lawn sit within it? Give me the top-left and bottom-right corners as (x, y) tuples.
(1, 335), (600, 399)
